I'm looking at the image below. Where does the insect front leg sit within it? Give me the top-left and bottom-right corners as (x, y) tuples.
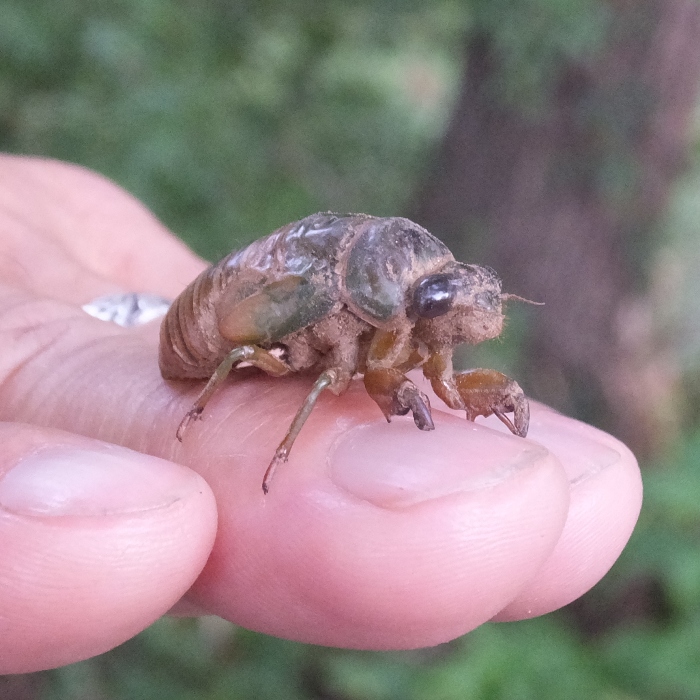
(453, 369), (529, 437)
(363, 328), (434, 431)
(177, 345), (290, 441)
(423, 350), (529, 437)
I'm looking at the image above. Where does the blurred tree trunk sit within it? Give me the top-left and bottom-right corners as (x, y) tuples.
(413, 0), (700, 455)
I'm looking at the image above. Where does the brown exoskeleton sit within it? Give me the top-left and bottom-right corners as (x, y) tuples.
(160, 213), (531, 493)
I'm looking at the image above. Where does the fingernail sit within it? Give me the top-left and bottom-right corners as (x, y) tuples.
(476, 408), (624, 486)
(0, 446), (196, 516)
(526, 416), (621, 485)
(330, 419), (550, 508)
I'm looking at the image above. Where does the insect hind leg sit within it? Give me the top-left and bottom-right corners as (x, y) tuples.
(176, 345), (289, 441)
(262, 368), (337, 494)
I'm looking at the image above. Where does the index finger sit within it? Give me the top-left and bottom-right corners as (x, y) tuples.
(0, 298), (573, 648)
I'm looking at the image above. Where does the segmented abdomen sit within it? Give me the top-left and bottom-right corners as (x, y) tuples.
(159, 214), (355, 379)
(159, 263), (233, 379)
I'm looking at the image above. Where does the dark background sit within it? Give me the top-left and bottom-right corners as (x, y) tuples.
(3, 0), (700, 697)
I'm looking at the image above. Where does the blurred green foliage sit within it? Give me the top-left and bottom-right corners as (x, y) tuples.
(0, 0), (465, 259)
(469, 0), (610, 115)
(3, 0), (700, 698)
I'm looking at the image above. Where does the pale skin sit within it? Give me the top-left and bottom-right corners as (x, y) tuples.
(0, 155), (642, 674)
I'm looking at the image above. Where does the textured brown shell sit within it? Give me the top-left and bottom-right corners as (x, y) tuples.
(159, 212), (454, 380)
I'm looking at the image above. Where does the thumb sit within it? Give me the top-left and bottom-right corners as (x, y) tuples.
(0, 423), (217, 674)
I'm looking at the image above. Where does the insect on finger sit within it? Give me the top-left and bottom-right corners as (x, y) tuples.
(159, 213), (535, 493)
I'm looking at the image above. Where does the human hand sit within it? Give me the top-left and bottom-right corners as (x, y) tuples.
(0, 155), (642, 673)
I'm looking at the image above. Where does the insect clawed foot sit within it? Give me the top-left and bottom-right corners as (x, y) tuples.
(396, 381), (434, 431)
(364, 368), (435, 431)
(262, 449), (288, 494)
(176, 406), (204, 442)
(455, 369), (530, 438)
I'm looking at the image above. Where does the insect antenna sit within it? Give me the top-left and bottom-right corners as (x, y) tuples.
(500, 293), (544, 306)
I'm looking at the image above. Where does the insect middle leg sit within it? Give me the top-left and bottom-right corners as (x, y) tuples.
(176, 345), (290, 441)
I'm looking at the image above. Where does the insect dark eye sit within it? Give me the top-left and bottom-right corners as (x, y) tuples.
(412, 274), (456, 319)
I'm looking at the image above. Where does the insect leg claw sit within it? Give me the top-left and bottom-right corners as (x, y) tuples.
(364, 368), (435, 430)
(262, 448), (288, 494)
(176, 407), (204, 442)
(396, 382), (434, 430)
